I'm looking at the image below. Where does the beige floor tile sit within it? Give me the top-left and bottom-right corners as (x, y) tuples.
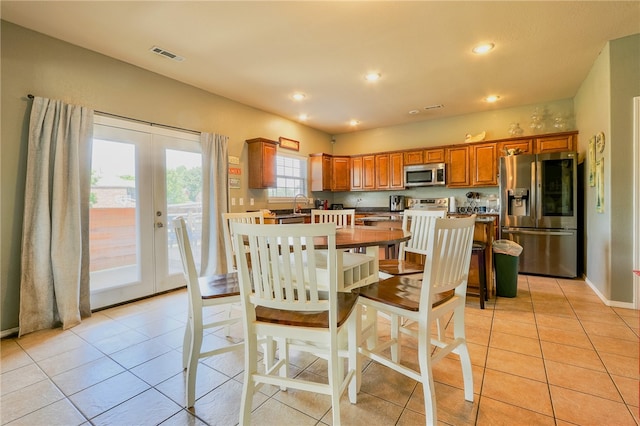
(272, 370), (333, 420)
(36, 343), (104, 376)
(91, 388), (181, 426)
(109, 338), (173, 369)
(0, 363), (47, 395)
(611, 374), (640, 408)
(396, 408), (427, 426)
(485, 347), (546, 382)
(574, 309), (628, 326)
(492, 310), (536, 325)
(192, 378), (268, 425)
(545, 359), (622, 401)
(537, 324), (593, 349)
(490, 318), (539, 339)
(550, 385), (637, 426)
(69, 371), (149, 419)
(251, 396), (318, 426)
(582, 321), (638, 342)
(406, 381), (477, 425)
(476, 396), (555, 426)
(51, 356), (125, 396)
(90, 328), (149, 355)
(432, 357), (484, 396)
(18, 330), (86, 362)
(464, 324), (491, 347)
(0, 341), (33, 374)
(534, 312), (583, 332)
(0, 379), (65, 424)
(467, 341), (488, 368)
(599, 351), (639, 379)
(4, 397), (87, 426)
(481, 369), (553, 416)
(130, 349), (184, 386)
(159, 409), (207, 426)
(72, 317), (131, 344)
(155, 362), (230, 406)
(489, 331), (542, 357)
(324, 391), (404, 426)
(589, 334), (639, 358)
(359, 361), (416, 407)
(540, 341), (605, 371)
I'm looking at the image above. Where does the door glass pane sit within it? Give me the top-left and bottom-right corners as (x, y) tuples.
(166, 149), (203, 275)
(540, 158), (574, 217)
(89, 140), (139, 291)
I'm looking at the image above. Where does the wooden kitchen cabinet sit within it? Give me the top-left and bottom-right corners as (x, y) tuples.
(332, 156), (351, 191)
(535, 132), (577, 153)
(470, 143), (498, 186)
(424, 147), (446, 163)
(403, 150), (423, 165)
(246, 137), (277, 188)
(310, 153), (350, 191)
(351, 155), (375, 191)
(446, 145), (470, 187)
(498, 139), (533, 156)
(375, 152), (404, 190)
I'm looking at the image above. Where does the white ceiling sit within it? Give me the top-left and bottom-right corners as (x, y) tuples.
(2, 1), (639, 134)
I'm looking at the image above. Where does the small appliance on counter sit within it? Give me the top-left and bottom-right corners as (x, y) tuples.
(389, 195), (405, 212)
(314, 199), (325, 209)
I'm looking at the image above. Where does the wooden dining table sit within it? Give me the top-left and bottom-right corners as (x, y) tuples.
(310, 225), (411, 251)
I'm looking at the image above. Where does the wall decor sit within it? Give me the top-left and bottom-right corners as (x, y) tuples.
(229, 177), (240, 189)
(279, 137), (300, 151)
(588, 136), (596, 187)
(596, 158), (605, 213)
(596, 131), (605, 153)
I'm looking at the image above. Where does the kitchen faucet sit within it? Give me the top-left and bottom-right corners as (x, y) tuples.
(293, 193), (308, 214)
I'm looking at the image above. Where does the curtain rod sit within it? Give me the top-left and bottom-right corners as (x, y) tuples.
(27, 94), (202, 136)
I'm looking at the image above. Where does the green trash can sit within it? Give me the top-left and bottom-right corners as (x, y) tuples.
(493, 240), (523, 298)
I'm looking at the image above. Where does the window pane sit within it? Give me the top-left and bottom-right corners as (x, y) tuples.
(268, 155), (307, 199)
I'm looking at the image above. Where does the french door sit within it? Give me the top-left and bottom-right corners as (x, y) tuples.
(89, 116), (202, 309)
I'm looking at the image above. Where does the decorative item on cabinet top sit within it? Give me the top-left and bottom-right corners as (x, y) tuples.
(278, 137), (299, 151)
(464, 131), (486, 143)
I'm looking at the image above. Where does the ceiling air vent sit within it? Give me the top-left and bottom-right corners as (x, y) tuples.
(149, 46), (185, 62)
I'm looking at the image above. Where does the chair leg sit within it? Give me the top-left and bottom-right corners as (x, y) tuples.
(453, 305), (474, 402)
(329, 347), (342, 426)
(185, 319), (202, 408)
(418, 332), (437, 426)
(239, 334), (258, 426)
(390, 314), (400, 362)
(182, 319), (192, 369)
(348, 307), (360, 403)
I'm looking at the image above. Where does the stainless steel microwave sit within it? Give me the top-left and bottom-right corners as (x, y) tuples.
(404, 163), (446, 187)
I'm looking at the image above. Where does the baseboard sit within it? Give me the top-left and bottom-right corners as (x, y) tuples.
(1, 327), (19, 339)
(584, 276), (637, 310)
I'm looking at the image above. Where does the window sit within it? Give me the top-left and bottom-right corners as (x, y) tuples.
(267, 154), (308, 200)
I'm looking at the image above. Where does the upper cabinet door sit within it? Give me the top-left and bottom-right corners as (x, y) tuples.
(331, 156), (351, 191)
(535, 133), (576, 154)
(389, 152), (404, 189)
(446, 145), (470, 187)
(471, 143), (498, 186)
(424, 147), (445, 164)
(246, 138), (277, 188)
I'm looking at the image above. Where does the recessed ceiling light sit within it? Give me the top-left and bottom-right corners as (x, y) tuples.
(485, 95), (500, 103)
(349, 119), (360, 126)
(298, 113), (308, 121)
(291, 92), (306, 101)
(365, 72), (381, 82)
(472, 43), (495, 54)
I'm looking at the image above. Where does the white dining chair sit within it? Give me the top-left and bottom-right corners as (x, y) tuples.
(173, 217), (243, 408)
(357, 215), (476, 425)
(378, 209), (446, 278)
(222, 211), (264, 273)
(231, 222), (359, 426)
(312, 209), (355, 227)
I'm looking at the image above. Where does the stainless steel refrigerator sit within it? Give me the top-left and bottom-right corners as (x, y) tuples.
(500, 151), (579, 278)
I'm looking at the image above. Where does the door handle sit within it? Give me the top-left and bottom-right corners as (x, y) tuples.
(504, 229), (573, 236)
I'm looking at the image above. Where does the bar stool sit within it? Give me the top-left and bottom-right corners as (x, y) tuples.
(468, 242), (488, 309)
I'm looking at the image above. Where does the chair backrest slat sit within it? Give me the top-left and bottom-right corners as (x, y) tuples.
(173, 216), (201, 309)
(311, 209), (355, 228)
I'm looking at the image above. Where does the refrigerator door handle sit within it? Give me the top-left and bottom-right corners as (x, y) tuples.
(533, 160), (540, 223)
(504, 229), (575, 237)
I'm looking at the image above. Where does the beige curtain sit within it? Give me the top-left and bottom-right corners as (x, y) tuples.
(199, 132), (229, 275)
(19, 97), (94, 336)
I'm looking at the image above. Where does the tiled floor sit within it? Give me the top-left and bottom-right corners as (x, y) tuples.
(1, 275), (638, 425)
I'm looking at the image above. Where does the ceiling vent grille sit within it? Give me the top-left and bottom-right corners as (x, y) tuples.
(149, 46), (185, 62)
(424, 104), (444, 111)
